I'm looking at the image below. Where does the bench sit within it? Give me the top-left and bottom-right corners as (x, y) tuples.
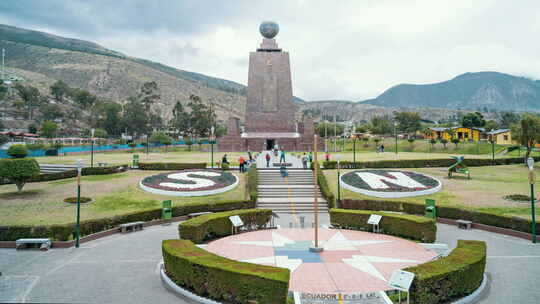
(187, 212), (212, 219)
(456, 219), (473, 230)
(119, 221), (145, 233)
(16, 238), (52, 251)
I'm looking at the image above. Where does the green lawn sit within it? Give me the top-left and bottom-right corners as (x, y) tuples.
(0, 170), (247, 226)
(324, 164), (540, 219)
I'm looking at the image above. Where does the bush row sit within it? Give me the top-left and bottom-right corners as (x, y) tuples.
(138, 162), (207, 170)
(179, 209), (273, 244)
(329, 208), (436, 242)
(0, 164), (130, 184)
(0, 200), (255, 241)
(340, 198), (538, 235)
(162, 239), (290, 304)
(406, 240), (487, 304)
(316, 165), (336, 208)
(247, 165), (258, 201)
(322, 156), (540, 169)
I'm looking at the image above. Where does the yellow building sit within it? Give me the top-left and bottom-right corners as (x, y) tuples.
(426, 127), (484, 142)
(486, 129), (512, 145)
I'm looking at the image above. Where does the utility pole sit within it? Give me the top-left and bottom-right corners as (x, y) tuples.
(334, 111), (337, 152)
(324, 109), (328, 152)
(1, 48), (5, 82)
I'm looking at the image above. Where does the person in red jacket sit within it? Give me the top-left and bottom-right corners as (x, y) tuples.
(239, 156), (245, 173)
(265, 153), (271, 167)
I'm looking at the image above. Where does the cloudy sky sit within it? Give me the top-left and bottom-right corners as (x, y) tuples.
(1, 0), (540, 101)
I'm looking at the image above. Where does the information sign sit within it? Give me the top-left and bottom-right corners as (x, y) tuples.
(367, 214), (382, 225)
(229, 215), (244, 227)
(388, 269), (415, 292)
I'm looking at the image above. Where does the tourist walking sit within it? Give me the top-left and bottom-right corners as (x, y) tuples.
(265, 153), (271, 167)
(239, 156), (245, 173)
(301, 153), (308, 169)
(280, 149), (286, 163)
(380, 144), (385, 153)
(325, 152), (330, 162)
(221, 154), (229, 169)
(280, 165), (288, 177)
(308, 152), (313, 167)
(248, 150), (253, 163)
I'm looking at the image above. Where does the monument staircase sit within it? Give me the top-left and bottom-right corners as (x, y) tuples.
(256, 153), (328, 213)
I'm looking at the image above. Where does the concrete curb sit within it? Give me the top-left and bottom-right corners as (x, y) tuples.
(159, 262), (222, 304)
(452, 273), (489, 304)
(139, 172), (239, 197)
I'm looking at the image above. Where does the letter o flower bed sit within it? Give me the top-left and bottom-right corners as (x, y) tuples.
(340, 169), (442, 198)
(139, 169), (239, 196)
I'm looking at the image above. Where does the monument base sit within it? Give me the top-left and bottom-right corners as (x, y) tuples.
(309, 246), (324, 253)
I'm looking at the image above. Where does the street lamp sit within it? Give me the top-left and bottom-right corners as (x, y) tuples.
(336, 154), (342, 208)
(75, 159), (82, 248)
(210, 126), (215, 169)
(394, 121), (398, 155)
(491, 135), (495, 165)
(527, 157), (537, 244)
(146, 134), (149, 156)
(353, 137), (356, 163)
(90, 128), (95, 168)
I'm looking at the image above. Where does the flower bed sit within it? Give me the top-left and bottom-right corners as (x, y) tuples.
(340, 169), (442, 198)
(139, 169), (239, 197)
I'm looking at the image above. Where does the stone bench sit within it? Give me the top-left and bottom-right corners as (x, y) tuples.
(187, 212), (213, 219)
(119, 221), (145, 233)
(16, 238), (52, 251)
(457, 219), (473, 230)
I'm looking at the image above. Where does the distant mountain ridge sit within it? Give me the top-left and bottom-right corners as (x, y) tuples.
(362, 71), (540, 111)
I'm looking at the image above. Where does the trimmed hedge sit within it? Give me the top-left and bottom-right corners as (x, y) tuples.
(247, 165), (258, 201)
(330, 208), (436, 242)
(405, 240), (486, 303)
(162, 239), (290, 304)
(316, 164), (336, 208)
(179, 209), (273, 244)
(322, 156), (540, 169)
(138, 162), (206, 170)
(0, 200), (255, 241)
(23, 164), (129, 183)
(340, 198), (539, 235)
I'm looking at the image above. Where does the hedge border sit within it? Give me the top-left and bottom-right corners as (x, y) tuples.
(0, 164), (130, 184)
(316, 164), (335, 208)
(179, 209), (273, 244)
(329, 208), (436, 242)
(405, 240), (487, 304)
(138, 162), (206, 170)
(340, 198), (538, 235)
(247, 165), (258, 201)
(0, 200), (255, 241)
(162, 239), (289, 304)
(322, 156), (540, 169)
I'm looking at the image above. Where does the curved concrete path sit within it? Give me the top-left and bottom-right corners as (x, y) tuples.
(1, 221), (539, 303)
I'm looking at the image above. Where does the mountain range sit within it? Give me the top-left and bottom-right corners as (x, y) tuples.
(1, 23), (537, 127)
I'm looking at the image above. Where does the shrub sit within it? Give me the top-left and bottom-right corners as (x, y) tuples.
(247, 165), (258, 201)
(179, 209), (273, 243)
(330, 208), (436, 242)
(26, 143), (45, 151)
(138, 162), (206, 170)
(406, 240), (486, 304)
(7, 144), (28, 158)
(0, 158), (40, 192)
(0, 200), (255, 241)
(317, 164), (335, 208)
(162, 239), (290, 304)
(81, 164), (128, 175)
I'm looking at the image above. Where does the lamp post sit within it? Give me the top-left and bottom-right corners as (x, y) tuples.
(90, 128), (95, 168)
(491, 136), (495, 165)
(394, 121), (398, 155)
(336, 154), (342, 208)
(75, 159), (82, 248)
(353, 137), (356, 163)
(210, 126), (215, 169)
(527, 157), (537, 244)
(146, 134), (149, 155)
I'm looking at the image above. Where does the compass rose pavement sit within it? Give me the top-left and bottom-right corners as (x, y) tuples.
(203, 228), (437, 293)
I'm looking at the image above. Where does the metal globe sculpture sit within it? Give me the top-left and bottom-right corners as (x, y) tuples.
(259, 21), (279, 39)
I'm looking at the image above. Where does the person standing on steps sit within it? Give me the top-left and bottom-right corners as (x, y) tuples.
(325, 152), (330, 162)
(280, 149), (286, 163)
(238, 156), (245, 173)
(301, 153), (308, 169)
(265, 152), (271, 167)
(308, 152), (313, 168)
(248, 150), (253, 164)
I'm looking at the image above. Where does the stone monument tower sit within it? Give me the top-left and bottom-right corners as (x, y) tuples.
(219, 21), (319, 152)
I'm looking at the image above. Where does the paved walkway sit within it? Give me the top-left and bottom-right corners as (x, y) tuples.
(1, 221), (539, 303)
(256, 150), (304, 169)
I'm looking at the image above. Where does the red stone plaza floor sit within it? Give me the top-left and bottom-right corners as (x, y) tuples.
(203, 228), (437, 293)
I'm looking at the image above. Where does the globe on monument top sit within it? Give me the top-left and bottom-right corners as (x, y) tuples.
(259, 21), (279, 39)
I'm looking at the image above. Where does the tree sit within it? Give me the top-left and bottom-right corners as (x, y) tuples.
(73, 89), (97, 108)
(122, 97), (150, 136)
(315, 122), (344, 138)
(370, 115), (393, 135)
(7, 144), (28, 158)
(184, 137), (193, 151)
(149, 131), (172, 146)
(0, 134), (8, 145)
(440, 138), (448, 149)
(28, 124), (38, 134)
(0, 81), (7, 101)
(40, 121), (58, 138)
(0, 158), (40, 192)
(98, 102), (122, 136)
(139, 81), (160, 112)
(188, 95), (216, 138)
(394, 112), (422, 136)
(355, 124), (369, 133)
(484, 120), (499, 132)
(498, 112), (520, 128)
(512, 114), (540, 160)
(14, 83), (41, 120)
(50, 80), (69, 102)
(171, 101), (191, 136)
(462, 112), (486, 128)
(40, 103), (64, 121)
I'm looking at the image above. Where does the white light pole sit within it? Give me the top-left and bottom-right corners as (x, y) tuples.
(527, 157), (537, 243)
(90, 128), (95, 168)
(75, 159), (83, 248)
(210, 126), (215, 168)
(336, 154), (342, 208)
(1, 48), (5, 82)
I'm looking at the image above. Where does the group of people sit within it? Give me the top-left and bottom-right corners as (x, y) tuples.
(265, 148), (287, 167)
(221, 150), (254, 173)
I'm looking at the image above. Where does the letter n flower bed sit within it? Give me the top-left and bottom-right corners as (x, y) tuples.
(340, 169), (442, 198)
(139, 169), (239, 196)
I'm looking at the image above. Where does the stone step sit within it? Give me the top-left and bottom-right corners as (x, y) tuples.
(257, 197), (328, 203)
(258, 185), (315, 189)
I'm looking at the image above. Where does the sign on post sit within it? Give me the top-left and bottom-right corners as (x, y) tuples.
(388, 269), (415, 304)
(367, 214), (382, 233)
(229, 215), (244, 227)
